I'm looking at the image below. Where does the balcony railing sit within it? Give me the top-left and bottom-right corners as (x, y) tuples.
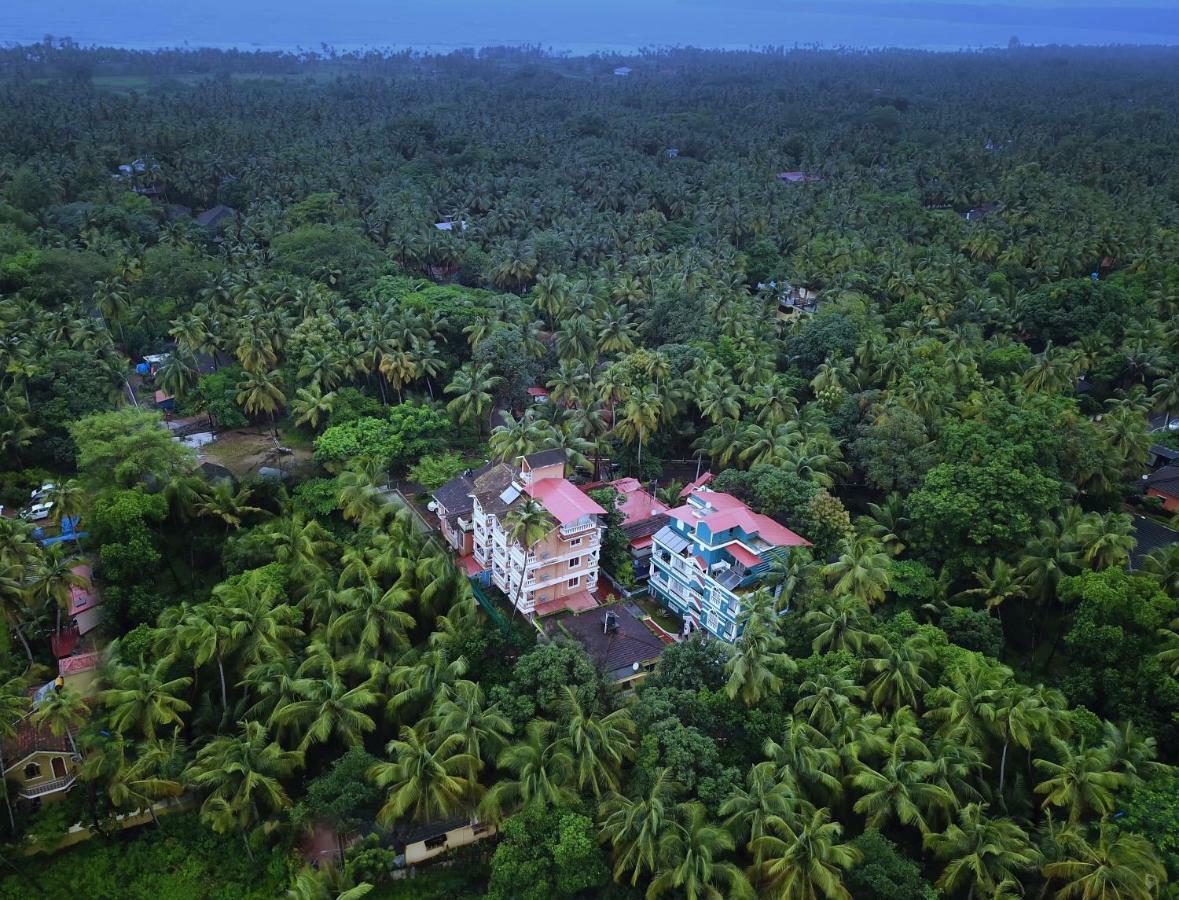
(19, 774), (77, 799)
(560, 518), (597, 537)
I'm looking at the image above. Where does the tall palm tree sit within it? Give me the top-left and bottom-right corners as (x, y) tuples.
(197, 481), (265, 537)
(503, 498), (553, 617)
(45, 479), (85, 533)
(157, 352), (201, 403)
(1034, 738), (1124, 824)
(555, 685), (636, 798)
(851, 746), (952, 835)
(720, 761), (797, 853)
(924, 803), (1041, 899)
(483, 719), (575, 818)
(648, 801), (753, 899)
(291, 384), (337, 431)
(1041, 820), (1166, 900)
(335, 457), (387, 524)
(445, 362), (501, 434)
(822, 536), (891, 606)
(271, 670), (378, 752)
(615, 385), (663, 472)
(0, 676), (29, 830)
(803, 597), (876, 655)
(861, 634), (935, 711)
(235, 368), (286, 437)
(184, 720), (303, 860)
(599, 768), (683, 887)
(31, 683), (87, 745)
(102, 659), (192, 741)
(749, 804), (861, 900)
(725, 590), (795, 707)
(429, 680), (513, 769)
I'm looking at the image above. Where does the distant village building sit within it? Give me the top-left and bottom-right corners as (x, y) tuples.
(195, 205), (238, 231)
(649, 485), (810, 642)
(614, 66), (633, 77)
(434, 216), (469, 232)
(963, 203), (1000, 222)
(777, 171), (821, 184)
(1144, 464), (1179, 513)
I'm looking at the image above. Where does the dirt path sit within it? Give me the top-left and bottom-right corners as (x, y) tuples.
(199, 429), (315, 479)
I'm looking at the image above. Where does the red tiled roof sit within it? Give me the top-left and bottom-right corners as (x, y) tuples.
(524, 478), (606, 526)
(606, 477), (670, 526)
(670, 489), (811, 549)
(59, 651), (102, 676)
(534, 590), (599, 617)
(526, 386), (550, 398)
(679, 472), (714, 498)
(458, 555), (485, 577)
(631, 535), (655, 550)
(725, 543), (763, 568)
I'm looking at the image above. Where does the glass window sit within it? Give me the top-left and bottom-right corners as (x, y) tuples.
(568, 576), (580, 587)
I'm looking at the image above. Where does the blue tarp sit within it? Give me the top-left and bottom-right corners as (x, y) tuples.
(136, 362), (150, 376)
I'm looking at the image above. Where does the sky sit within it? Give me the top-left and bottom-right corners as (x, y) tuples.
(2, 1), (1177, 53)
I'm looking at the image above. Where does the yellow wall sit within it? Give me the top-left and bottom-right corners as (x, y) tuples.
(404, 821), (497, 865)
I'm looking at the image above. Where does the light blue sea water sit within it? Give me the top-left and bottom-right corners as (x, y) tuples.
(1, 0), (1176, 54)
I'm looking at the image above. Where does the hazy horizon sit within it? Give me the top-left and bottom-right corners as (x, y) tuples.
(3, 0), (1179, 55)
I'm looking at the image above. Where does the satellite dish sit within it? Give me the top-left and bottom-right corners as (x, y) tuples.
(427, 501), (438, 512)
(632, 662), (641, 672)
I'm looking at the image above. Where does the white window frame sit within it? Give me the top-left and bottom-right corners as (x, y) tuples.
(569, 556), (581, 568)
(568, 537), (583, 547)
(568, 576), (580, 587)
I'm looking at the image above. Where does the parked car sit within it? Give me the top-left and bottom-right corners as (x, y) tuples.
(30, 483), (55, 501)
(21, 501), (54, 522)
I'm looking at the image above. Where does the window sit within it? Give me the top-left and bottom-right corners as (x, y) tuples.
(423, 834), (447, 851)
(568, 556), (581, 568)
(569, 537), (582, 547)
(705, 611), (720, 633)
(472, 823), (489, 836)
(24, 762), (40, 779)
(51, 757), (67, 778)
(568, 576), (580, 587)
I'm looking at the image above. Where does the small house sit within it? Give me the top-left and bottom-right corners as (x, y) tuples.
(544, 604), (669, 685)
(1129, 516), (1178, 571)
(1147, 444), (1179, 472)
(777, 171), (821, 184)
(526, 386), (550, 404)
(963, 203), (1000, 222)
(400, 817), (496, 866)
(0, 680), (82, 803)
(1144, 465), (1179, 513)
(614, 66), (633, 77)
(195, 205), (238, 231)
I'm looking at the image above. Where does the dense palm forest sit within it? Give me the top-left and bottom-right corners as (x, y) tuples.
(1, 39), (1179, 899)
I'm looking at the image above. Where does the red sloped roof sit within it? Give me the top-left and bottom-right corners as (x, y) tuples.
(670, 490), (811, 549)
(725, 543), (764, 568)
(524, 478), (606, 526)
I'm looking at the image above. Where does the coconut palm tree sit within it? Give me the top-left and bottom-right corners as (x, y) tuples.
(725, 590), (795, 706)
(429, 680), (513, 769)
(369, 722), (481, 828)
(648, 801), (753, 899)
(102, 659), (192, 741)
(445, 362), (501, 434)
(335, 457), (388, 524)
(861, 634), (935, 711)
(271, 669), (378, 752)
(803, 597), (876, 655)
(764, 718), (843, 805)
(0, 676), (29, 830)
(184, 720), (303, 860)
(924, 803), (1041, 899)
(235, 368), (286, 436)
(483, 719), (576, 818)
(1033, 739), (1124, 824)
(720, 761), (797, 853)
(45, 479), (85, 534)
(615, 385), (663, 472)
(554, 685), (636, 798)
(749, 804), (861, 900)
(1041, 820), (1166, 900)
(157, 352), (201, 403)
(503, 498), (553, 617)
(599, 767), (683, 887)
(851, 749), (953, 836)
(197, 481), (265, 537)
(822, 536), (891, 606)
(291, 384), (337, 431)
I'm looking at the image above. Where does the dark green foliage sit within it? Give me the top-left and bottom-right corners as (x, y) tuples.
(1119, 772), (1179, 883)
(851, 406), (936, 493)
(787, 311), (860, 375)
(290, 477), (340, 517)
(846, 830), (938, 900)
(486, 805), (610, 900)
(0, 812), (292, 899)
(409, 451), (469, 490)
(270, 224), (385, 290)
(314, 404), (449, 471)
(299, 746), (383, 833)
(185, 366), (249, 429)
(1060, 568), (1179, 730)
(490, 640), (602, 727)
(939, 606), (1004, 657)
(589, 487), (636, 586)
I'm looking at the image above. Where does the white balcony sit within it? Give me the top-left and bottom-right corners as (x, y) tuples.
(19, 774), (77, 799)
(560, 517), (597, 537)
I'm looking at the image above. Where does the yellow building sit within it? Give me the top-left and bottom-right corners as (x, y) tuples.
(401, 817), (497, 865)
(0, 713), (81, 804)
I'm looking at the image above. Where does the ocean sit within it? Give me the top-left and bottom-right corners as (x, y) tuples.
(1, 0), (1177, 54)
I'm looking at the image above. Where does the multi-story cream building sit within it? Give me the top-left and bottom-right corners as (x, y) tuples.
(435, 450), (605, 617)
